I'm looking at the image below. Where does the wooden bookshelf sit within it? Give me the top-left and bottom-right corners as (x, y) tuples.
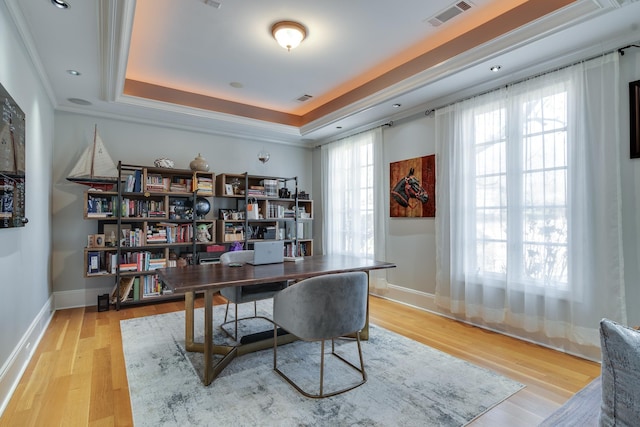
(215, 172), (313, 257)
(83, 163), (216, 308)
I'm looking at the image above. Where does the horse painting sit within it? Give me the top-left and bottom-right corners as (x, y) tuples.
(389, 155), (435, 217)
(391, 167), (428, 208)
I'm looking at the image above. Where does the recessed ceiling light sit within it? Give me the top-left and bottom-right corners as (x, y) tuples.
(392, 103), (402, 108)
(66, 70), (81, 76)
(229, 82), (243, 89)
(68, 98), (92, 106)
(336, 126), (342, 129)
(490, 65), (502, 72)
(51, 0), (70, 9)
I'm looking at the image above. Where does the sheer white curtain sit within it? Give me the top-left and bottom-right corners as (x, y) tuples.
(321, 128), (388, 288)
(435, 53), (625, 357)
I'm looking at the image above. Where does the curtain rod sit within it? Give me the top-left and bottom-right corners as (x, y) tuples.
(314, 121), (393, 148)
(316, 41), (638, 146)
(618, 44), (640, 55)
(427, 41), (639, 114)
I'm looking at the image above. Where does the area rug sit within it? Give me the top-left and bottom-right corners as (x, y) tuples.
(121, 302), (524, 426)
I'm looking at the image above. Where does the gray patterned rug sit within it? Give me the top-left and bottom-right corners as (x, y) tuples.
(121, 302), (524, 426)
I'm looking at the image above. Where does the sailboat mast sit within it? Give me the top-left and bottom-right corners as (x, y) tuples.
(90, 124), (97, 178)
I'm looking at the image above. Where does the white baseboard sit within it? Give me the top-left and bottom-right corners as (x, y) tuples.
(0, 296), (55, 417)
(371, 283), (438, 312)
(0, 287), (112, 416)
(54, 287), (113, 310)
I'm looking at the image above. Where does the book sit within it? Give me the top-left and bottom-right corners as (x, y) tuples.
(87, 251), (100, 274)
(133, 170), (142, 192)
(110, 276), (135, 303)
(133, 278), (140, 301)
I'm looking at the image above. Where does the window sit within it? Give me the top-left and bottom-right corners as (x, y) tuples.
(472, 88), (568, 288)
(435, 53), (625, 354)
(322, 131), (375, 258)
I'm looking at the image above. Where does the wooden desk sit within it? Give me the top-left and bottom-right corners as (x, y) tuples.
(157, 254), (396, 385)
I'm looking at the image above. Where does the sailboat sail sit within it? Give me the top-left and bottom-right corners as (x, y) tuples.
(67, 126), (118, 189)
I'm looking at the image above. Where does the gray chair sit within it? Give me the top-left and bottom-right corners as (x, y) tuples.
(272, 271), (368, 398)
(219, 250), (288, 340)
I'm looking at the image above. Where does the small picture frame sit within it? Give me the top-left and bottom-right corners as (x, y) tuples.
(87, 234), (96, 248)
(95, 234), (105, 247)
(225, 183), (234, 196)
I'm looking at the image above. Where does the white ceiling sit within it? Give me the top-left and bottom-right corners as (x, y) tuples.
(5, 0), (640, 146)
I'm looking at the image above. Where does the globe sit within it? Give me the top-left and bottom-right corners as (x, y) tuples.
(194, 197), (211, 219)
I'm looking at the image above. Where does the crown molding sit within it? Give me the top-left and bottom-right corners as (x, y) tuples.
(300, 0), (604, 137)
(4, 0), (57, 108)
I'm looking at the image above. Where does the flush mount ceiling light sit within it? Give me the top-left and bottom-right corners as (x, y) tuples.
(66, 69), (81, 76)
(271, 21), (307, 51)
(490, 65), (502, 72)
(51, 0), (70, 9)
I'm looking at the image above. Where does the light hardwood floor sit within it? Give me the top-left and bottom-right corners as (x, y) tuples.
(0, 295), (600, 426)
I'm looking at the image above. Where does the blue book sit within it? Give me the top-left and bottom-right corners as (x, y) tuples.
(133, 170), (142, 192)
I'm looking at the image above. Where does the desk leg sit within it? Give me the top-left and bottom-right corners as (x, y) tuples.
(196, 289), (237, 386)
(361, 271), (370, 340)
(203, 289), (213, 385)
(185, 291), (196, 351)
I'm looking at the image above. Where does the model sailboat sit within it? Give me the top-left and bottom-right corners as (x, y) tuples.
(66, 125), (118, 191)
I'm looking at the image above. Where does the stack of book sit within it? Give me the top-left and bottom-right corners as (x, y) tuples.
(247, 185), (265, 196)
(196, 177), (213, 195)
(170, 177), (191, 192)
(146, 226), (167, 243)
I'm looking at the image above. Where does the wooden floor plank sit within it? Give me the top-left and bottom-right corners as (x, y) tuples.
(0, 295), (600, 426)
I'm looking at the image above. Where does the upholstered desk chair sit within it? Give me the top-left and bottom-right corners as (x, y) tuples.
(272, 271), (368, 398)
(219, 250), (288, 340)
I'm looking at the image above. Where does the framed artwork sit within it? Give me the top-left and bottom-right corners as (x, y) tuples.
(0, 83), (26, 228)
(630, 80), (640, 159)
(390, 155), (435, 218)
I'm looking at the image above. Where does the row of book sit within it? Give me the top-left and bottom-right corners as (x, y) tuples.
(146, 174), (171, 192)
(87, 195), (117, 217)
(121, 198), (166, 218)
(110, 274), (168, 303)
(124, 170), (199, 194)
(124, 170), (142, 192)
(88, 250), (165, 274)
(122, 228), (144, 247)
(284, 241), (311, 257)
(146, 223), (194, 244)
(119, 250), (167, 272)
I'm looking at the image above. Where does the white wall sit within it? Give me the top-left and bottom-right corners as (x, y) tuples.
(51, 112), (313, 307)
(382, 116), (437, 297)
(0, 1), (55, 413)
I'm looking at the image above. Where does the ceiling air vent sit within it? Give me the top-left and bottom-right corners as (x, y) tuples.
(426, 1), (473, 27)
(203, 0), (221, 9)
(296, 94), (313, 102)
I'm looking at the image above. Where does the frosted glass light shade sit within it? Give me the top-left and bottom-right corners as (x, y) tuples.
(272, 21), (306, 51)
